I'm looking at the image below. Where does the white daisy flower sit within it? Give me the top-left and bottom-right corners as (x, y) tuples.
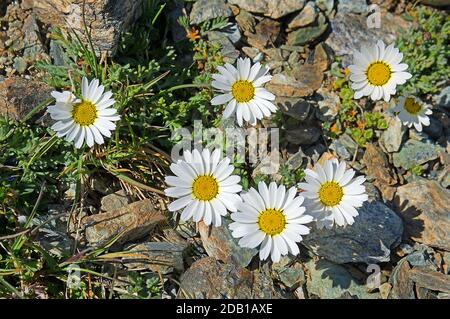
(229, 182), (313, 263)
(391, 96), (432, 132)
(164, 148), (242, 227)
(298, 159), (368, 230)
(210, 57), (277, 126)
(349, 40), (412, 102)
(47, 76), (120, 149)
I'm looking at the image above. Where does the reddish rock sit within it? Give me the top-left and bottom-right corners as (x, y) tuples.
(409, 267), (450, 293)
(363, 144), (397, 201)
(0, 77), (51, 121)
(266, 64), (323, 98)
(83, 199), (166, 245)
(395, 180), (450, 251)
(245, 18), (280, 51)
(389, 258), (415, 299)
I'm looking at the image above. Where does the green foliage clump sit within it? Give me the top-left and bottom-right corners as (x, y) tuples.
(326, 64), (388, 147)
(396, 7), (450, 96)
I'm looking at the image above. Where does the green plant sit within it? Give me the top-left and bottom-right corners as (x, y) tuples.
(396, 6), (450, 96)
(279, 164), (305, 188)
(327, 64), (388, 147)
(410, 164), (424, 176)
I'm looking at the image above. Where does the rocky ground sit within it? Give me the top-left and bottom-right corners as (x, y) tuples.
(0, 0), (449, 299)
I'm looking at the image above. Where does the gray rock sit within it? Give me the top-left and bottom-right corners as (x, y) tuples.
(443, 252), (450, 275)
(266, 65), (323, 98)
(13, 57), (27, 74)
(228, 0), (305, 19)
(32, 205), (73, 258)
(286, 148), (306, 171)
(198, 218), (258, 267)
(337, 0), (368, 14)
(304, 143), (327, 162)
(397, 243), (414, 256)
(329, 133), (359, 160)
(286, 125), (321, 146)
(178, 257), (281, 298)
(225, 23), (242, 45)
(251, 150), (283, 182)
(123, 241), (189, 274)
(380, 117), (406, 153)
(326, 12), (411, 66)
(438, 167), (450, 188)
(91, 175), (120, 195)
(207, 30), (240, 64)
(423, 116), (444, 140)
(405, 245), (439, 270)
(316, 0), (335, 15)
(49, 40), (65, 66)
(100, 190), (130, 212)
(302, 201), (403, 264)
(176, 219), (199, 239)
(189, 0), (232, 25)
(315, 87), (340, 121)
(64, 183), (77, 201)
(364, 181), (381, 201)
(83, 199), (166, 245)
(272, 256), (306, 289)
(433, 86), (450, 109)
(305, 259), (379, 299)
(408, 129), (432, 142)
(287, 1), (318, 30)
(277, 97), (311, 120)
(242, 46), (260, 60)
(287, 12), (328, 46)
(23, 14), (46, 59)
(393, 139), (442, 170)
(33, 0), (145, 55)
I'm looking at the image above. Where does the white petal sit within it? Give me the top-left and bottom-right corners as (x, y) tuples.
(211, 93), (233, 105)
(168, 195), (192, 211)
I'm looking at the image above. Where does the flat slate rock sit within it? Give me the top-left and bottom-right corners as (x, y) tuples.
(395, 180), (450, 251)
(326, 12), (411, 66)
(305, 259), (379, 299)
(198, 218), (258, 268)
(302, 201), (403, 264)
(393, 139), (442, 170)
(189, 0), (232, 25)
(178, 257), (280, 299)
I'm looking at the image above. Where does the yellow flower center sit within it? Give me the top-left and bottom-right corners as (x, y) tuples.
(192, 175), (219, 201)
(318, 181), (344, 207)
(231, 80), (255, 103)
(258, 208), (286, 236)
(404, 97), (422, 115)
(72, 101), (97, 126)
(366, 62), (392, 86)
